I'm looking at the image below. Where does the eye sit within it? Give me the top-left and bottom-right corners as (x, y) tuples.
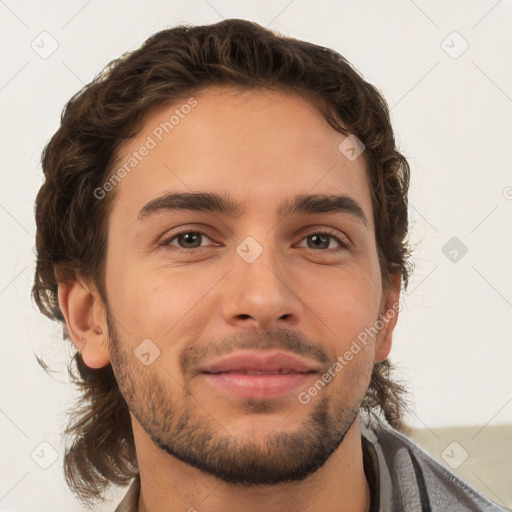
(296, 228), (349, 252)
(160, 227), (350, 254)
(160, 230), (218, 253)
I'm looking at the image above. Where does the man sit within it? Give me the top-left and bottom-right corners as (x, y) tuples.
(32, 18), (505, 512)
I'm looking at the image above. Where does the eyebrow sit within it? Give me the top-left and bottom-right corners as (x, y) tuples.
(137, 192), (368, 227)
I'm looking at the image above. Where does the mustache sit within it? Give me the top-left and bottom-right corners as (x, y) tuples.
(179, 326), (330, 373)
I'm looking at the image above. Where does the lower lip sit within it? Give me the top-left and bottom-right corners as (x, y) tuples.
(201, 372), (315, 399)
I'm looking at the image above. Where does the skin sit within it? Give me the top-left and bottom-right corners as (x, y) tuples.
(58, 85), (401, 512)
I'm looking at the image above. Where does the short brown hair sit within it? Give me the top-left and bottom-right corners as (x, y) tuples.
(32, 18), (412, 507)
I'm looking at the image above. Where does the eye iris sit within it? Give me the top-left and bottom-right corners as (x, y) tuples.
(309, 234), (330, 249)
(179, 232), (201, 248)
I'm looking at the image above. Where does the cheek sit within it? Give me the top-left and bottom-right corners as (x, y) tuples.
(106, 255), (219, 344)
(105, 255), (162, 343)
(302, 265), (381, 337)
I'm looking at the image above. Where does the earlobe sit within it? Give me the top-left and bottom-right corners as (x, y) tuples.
(374, 271), (401, 362)
(57, 274), (110, 369)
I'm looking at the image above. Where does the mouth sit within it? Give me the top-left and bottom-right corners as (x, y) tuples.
(205, 369), (309, 375)
(198, 351), (320, 399)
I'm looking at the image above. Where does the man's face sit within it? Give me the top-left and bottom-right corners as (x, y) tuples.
(102, 86), (393, 484)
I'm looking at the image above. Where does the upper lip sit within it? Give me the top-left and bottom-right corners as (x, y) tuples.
(198, 351), (322, 374)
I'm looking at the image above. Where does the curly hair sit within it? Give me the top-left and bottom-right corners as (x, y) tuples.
(32, 18), (413, 507)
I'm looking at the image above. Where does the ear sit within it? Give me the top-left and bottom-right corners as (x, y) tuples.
(374, 270), (401, 363)
(57, 273), (110, 368)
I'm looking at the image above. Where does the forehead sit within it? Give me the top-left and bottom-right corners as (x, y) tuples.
(108, 86), (374, 230)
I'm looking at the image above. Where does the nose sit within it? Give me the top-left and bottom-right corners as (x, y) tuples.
(220, 237), (303, 331)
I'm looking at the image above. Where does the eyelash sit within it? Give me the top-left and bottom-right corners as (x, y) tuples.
(160, 227), (349, 254)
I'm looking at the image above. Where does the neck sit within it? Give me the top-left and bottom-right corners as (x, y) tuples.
(134, 414), (371, 512)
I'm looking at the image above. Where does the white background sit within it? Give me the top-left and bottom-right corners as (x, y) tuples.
(1, 0), (511, 510)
